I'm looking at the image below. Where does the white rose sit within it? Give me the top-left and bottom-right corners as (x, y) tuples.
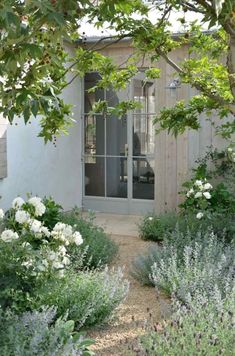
(203, 192), (211, 199)
(53, 222), (66, 232)
(34, 202), (46, 217)
(0, 209), (4, 220)
(12, 197), (25, 210)
(227, 147), (233, 152)
(195, 192), (203, 198)
(28, 196), (42, 205)
(15, 210), (30, 224)
(196, 212), (204, 220)
(203, 183), (212, 190)
(73, 231), (83, 246)
(194, 180), (203, 187)
(28, 197), (46, 217)
(58, 245), (67, 256)
(40, 226), (50, 237)
(48, 251), (57, 261)
(186, 188), (194, 197)
(62, 256), (70, 266)
(148, 216), (153, 221)
(30, 219), (42, 233)
(1, 229), (19, 242)
(52, 261), (64, 269)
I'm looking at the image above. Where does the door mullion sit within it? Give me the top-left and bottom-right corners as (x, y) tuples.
(127, 80), (133, 210)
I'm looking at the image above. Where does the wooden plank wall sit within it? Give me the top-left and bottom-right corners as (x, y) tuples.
(95, 40), (229, 213)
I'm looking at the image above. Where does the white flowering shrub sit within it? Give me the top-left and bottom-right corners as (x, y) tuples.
(0, 196), (83, 311)
(0, 307), (94, 356)
(180, 146), (235, 223)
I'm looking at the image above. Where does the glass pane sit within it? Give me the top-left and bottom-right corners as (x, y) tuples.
(106, 87), (128, 156)
(133, 79), (155, 114)
(106, 157), (127, 198)
(133, 158), (154, 200)
(106, 115), (127, 156)
(84, 115), (104, 155)
(84, 73), (104, 113)
(133, 114), (155, 156)
(85, 156), (104, 196)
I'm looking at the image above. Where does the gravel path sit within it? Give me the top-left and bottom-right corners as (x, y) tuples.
(88, 234), (170, 355)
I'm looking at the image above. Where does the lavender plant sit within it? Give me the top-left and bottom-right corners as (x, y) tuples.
(34, 267), (129, 329)
(141, 286), (235, 355)
(0, 307), (94, 356)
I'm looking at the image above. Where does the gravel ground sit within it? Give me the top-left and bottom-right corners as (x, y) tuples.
(88, 234), (171, 355)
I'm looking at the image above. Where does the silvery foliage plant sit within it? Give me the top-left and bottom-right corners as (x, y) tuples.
(141, 285), (235, 355)
(151, 231), (235, 301)
(0, 307), (94, 356)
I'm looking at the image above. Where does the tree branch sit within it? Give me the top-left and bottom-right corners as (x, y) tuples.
(156, 48), (235, 115)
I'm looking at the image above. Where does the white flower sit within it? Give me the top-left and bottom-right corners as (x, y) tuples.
(186, 188), (194, 197)
(12, 197), (25, 210)
(28, 197), (46, 217)
(203, 192), (211, 199)
(196, 212), (204, 220)
(194, 180), (203, 188)
(47, 251), (57, 261)
(227, 147), (233, 152)
(30, 219), (42, 233)
(34, 202), (46, 217)
(15, 210), (30, 224)
(0, 209), (4, 220)
(40, 226), (50, 237)
(195, 192), (203, 198)
(52, 222), (73, 245)
(58, 245), (67, 256)
(73, 231), (83, 246)
(28, 196), (42, 205)
(148, 216), (153, 221)
(203, 183), (213, 190)
(1, 229), (19, 242)
(52, 261), (64, 269)
(22, 259), (33, 268)
(62, 256), (70, 266)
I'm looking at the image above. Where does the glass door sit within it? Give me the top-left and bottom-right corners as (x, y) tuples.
(82, 72), (155, 214)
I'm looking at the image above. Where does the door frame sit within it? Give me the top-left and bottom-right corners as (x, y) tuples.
(81, 73), (155, 215)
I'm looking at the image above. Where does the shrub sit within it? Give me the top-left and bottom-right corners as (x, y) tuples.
(61, 210), (118, 269)
(34, 267), (129, 329)
(132, 228), (235, 291)
(139, 212), (179, 241)
(0, 307), (94, 356)
(0, 196), (83, 312)
(141, 286), (235, 355)
(151, 233), (235, 301)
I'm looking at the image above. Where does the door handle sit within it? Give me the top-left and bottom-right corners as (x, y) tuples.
(125, 144), (128, 157)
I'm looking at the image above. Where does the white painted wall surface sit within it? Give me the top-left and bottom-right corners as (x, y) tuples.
(0, 46), (83, 211)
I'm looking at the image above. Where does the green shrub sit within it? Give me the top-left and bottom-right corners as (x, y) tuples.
(0, 307), (94, 356)
(34, 267), (129, 329)
(141, 286), (235, 355)
(61, 210), (118, 269)
(139, 212), (179, 241)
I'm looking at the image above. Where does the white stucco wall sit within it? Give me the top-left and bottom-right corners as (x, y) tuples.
(0, 46), (83, 211)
